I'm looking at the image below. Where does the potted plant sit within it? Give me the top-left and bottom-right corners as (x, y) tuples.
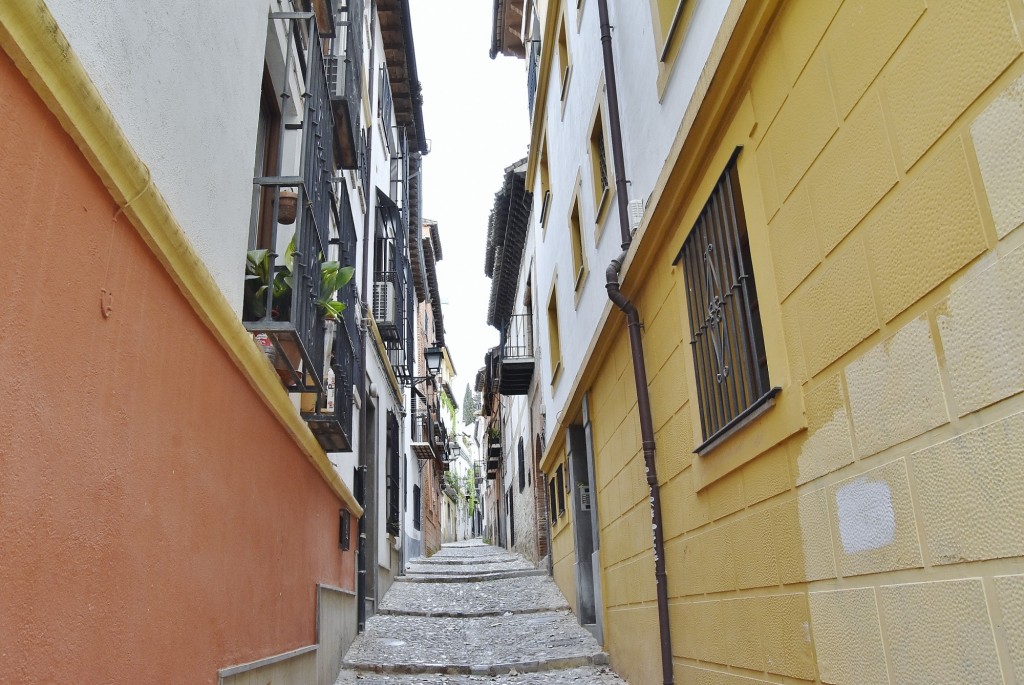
(278, 189), (298, 224)
(316, 261), (355, 320)
(243, 234), (296, 321)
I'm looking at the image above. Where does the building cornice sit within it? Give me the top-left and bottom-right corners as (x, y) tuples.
(0, 0), (363, 516)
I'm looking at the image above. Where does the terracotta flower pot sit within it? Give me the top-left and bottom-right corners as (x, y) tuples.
(278, 190), (298, 224)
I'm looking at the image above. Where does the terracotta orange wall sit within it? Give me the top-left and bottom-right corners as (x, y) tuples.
(0, 51), (354, 684)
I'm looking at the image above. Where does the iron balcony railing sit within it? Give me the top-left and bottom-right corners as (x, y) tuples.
(379, 66), (395, 154)
(246, 12), (335, 393)
(390, 127), (410, 229)
(326, 0), (363, 170)
(502, 313), (534, 360)
(527, 38), (540, 120)
(303, 186), (360, 451)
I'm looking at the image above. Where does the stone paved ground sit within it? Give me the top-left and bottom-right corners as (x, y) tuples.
(336, 540), (628, 684)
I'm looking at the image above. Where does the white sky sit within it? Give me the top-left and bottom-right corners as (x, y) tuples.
(410, 0), (532, 405)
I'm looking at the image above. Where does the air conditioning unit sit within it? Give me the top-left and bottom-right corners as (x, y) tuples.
(628, 198), (646, 235)
(373, 281), (398, 334)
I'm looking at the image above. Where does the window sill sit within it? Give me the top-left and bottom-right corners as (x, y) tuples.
(550, 360), (563, 386)
(691, 382), (807, 491)
(593, 184), (614, 244)
(695, 387), (780, 456)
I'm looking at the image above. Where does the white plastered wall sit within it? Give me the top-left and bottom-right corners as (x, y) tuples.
(533, 0), (731, 440)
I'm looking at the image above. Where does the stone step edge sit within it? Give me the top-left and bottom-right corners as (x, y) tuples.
(410, 556), (518, 566)
(395, 569), (548, 583)
(343, 651), (609, 677)
(403, 566), (534, 575)
(377, 604), (569, 618)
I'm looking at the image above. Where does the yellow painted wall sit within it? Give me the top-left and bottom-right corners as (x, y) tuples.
(553, 0), (1024, 683)
(548, 442), (579, 615)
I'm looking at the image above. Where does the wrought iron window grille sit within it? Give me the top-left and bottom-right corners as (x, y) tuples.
(675, 149), (778, 451)
(246, 12), (336, 395)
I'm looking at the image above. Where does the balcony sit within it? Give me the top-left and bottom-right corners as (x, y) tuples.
(499, 313), (534, 396)
(326, 0), (363, 170)
(485, 434), (501, 479)
(411, 397), (448, 464)
(374, 191), (412, 381)
(245, 13), (335, 393)
(302, 190), (359, 451)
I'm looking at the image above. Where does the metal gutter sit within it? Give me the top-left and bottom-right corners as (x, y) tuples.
(596, 0), (673, 682)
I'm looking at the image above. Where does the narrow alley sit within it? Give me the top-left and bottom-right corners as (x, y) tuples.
(335, 541), (626, 684)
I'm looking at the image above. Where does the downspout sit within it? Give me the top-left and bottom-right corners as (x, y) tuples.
(357, 0), (378, 631)
(596, 1), (673, 683)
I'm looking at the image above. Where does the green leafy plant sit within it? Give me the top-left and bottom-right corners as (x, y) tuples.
(245, 234), (354, 321)
(317, 261), (355, 320)
(244, 235), (296, 320)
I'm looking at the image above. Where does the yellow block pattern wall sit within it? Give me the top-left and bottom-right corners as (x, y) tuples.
(575, 0), (1024, 683)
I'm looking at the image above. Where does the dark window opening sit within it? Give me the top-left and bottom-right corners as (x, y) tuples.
(413, 485), (421, 531)
(555, 464), (566, 517)
(339, 509), (351, 551)
(518, 437), (526, 492)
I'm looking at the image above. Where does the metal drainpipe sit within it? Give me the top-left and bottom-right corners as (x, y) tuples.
(596, 0), (673, 683)
(357, 0), (378, 631)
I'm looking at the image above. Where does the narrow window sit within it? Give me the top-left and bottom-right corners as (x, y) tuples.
(569, 197), (586, 290)
(676, 154), (775, 450)
(547, 288), (562, 382)
(589, 111), (609, 212)
(413, 485), (421, 531)
(539, 141), (552, 228)
(549, 477), (557, 524)
(555, 464), (566, 516)
(557, 15), (571, 100)
(339, 509), (351, 551)
(518, 437), (526, 492)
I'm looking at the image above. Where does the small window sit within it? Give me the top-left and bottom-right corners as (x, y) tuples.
(557, 13), (571, 100)
(549, 477), (557, 524)
(676, 153), (775, 450)
(555, 464), (566, 516)
(539, 141), (552, 228)
(547, 287), (563, 382)
(518, 437), (526, 492)
(339, 509), (351, 551)
(413, 485), (421, 531)
(569, 196), (586, 290)
(589, 110), (609, 213)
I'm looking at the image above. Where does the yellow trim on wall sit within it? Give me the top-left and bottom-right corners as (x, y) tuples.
(367, 315), (402, 401)
(0, 0), (363, 517)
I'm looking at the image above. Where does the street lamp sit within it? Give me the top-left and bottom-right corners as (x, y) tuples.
(404, 344), (444, 387)
(424, 345), (443, 375)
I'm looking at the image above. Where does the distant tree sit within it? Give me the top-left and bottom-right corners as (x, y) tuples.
(462, 384), (480, 425)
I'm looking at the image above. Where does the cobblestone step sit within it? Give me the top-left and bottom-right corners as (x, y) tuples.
(410, 554), (518, 565)
(335, 540), (628, 685)
(341, 612), (608, 676)
(396, 568), (549, 583)
(380, 575), (569, 616)
(404, 561), (534, 575)
(334, 665), (625, 683)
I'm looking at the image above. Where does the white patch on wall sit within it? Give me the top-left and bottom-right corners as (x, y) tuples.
(835, 479), (895, 554)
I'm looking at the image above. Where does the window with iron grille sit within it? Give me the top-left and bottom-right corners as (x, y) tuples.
(339, 509), (351, 551)
(548, 477), (557, 524)
(518, 437), (526, 492)
(555, 464), (566, 517)
(385, 412), (400, 536)
(676, 152), (777, 451)
(413, 485), (421, 531)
